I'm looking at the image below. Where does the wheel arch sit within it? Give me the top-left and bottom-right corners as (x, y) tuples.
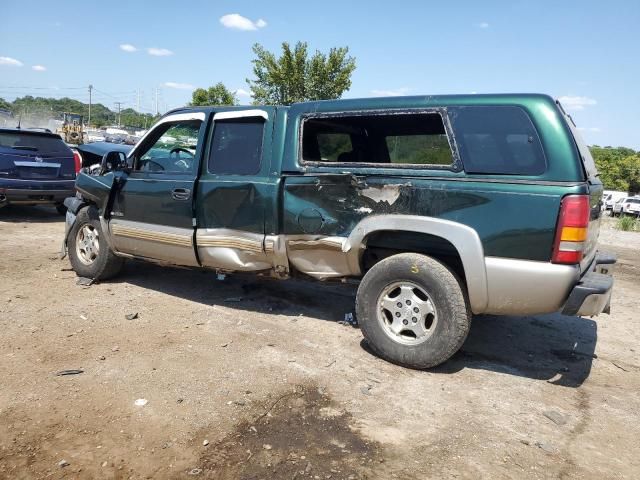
(345, 215), (488, 314)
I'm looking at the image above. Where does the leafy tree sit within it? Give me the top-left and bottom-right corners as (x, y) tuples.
(247, 42), (356, 105)
(190, 83), (238, 106)
(0, 97), (12, 111)
(590, 146), (639, 192)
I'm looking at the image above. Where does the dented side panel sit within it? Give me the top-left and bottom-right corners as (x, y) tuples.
(282, 174), (585, 262)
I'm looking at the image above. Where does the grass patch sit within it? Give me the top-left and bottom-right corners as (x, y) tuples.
(617, 215), (640, 231)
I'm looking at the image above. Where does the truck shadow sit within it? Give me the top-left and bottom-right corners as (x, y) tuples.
(0, 205), (64, 223)
(121, 261), (357, 324)
(429, 313), (597, 388)
(121, 262), (596, 387)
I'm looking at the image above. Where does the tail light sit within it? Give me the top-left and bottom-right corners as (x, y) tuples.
(552, 195), (590, 264)
(73, 150), (82, 173)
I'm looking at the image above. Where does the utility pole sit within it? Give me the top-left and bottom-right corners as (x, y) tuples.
(114, 102), (122, 127)
(88, 84), (93, 126)
(136, 89), (140, 112)
(155, 88), (159, 116)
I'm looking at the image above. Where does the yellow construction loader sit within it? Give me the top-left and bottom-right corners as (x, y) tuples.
(58, 113), (85, 144)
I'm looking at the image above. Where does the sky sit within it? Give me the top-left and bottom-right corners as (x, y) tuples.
(1, 0), (639, 148)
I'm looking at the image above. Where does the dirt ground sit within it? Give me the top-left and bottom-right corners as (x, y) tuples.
(0, 206), (639, 480)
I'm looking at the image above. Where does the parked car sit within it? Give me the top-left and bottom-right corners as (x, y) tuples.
(61, 94), (615, 369)
(603, 190), (627, 211)
(0, 127), (80, 214)
(612, 196), (640, 216)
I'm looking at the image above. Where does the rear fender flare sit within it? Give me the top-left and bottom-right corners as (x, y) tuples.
(345, 214), (489, 314)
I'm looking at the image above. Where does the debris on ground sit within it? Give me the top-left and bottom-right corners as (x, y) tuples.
(202, 439), (209, 446)
(224, 297), (242, 303)
(76, 277), (93, 286)
(55, 369), (84, 376)
(188, 468), (202, 475)
(543, 410), (568, 426)
(135, 398), (148, 406)
(58, 460), (70, 468)
(125, 312), (139, 320)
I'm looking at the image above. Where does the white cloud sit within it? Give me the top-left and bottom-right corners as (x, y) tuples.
(119, 43), (137, 52)
(0, 56), (23, 67)
(220, 13), (267, 31)
(163, 82), (195, 90)
(577, 127), (602, 133)
(32, 65), (46, 72)
(234, 88), (252, 97)
(477, 22), (490, 28)
(147, 47), (174, 57)
(370, 87), (411, 97)
(558, 95), (597, 111)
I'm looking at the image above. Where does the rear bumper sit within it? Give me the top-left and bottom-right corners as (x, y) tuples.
(562, 252), (616, 317)
(0, 179), (75, 205)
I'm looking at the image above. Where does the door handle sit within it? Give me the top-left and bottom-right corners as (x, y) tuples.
(171, 188), (191, 201)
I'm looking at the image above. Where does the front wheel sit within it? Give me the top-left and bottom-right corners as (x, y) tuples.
(68, 206), (124, 280)
(356, 253), (471, 369)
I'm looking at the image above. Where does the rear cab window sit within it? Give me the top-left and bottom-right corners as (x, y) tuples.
(0, 131), (71, 155)
(448, 106), (547, 175)
(301, 111), (455, 168)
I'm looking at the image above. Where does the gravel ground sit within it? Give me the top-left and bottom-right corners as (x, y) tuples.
(0, 205), (639, 479)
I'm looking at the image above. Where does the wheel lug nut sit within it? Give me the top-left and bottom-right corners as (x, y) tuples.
(413, 307), (419, 313)
(412, 317), (417, 323)
(406, 300), (411, 305)
(396, 302), (402, 308)
(395, 312), (401, 317)
(402, 319), (408, 325)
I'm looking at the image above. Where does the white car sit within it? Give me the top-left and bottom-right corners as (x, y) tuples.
(612, 196), (640, 216)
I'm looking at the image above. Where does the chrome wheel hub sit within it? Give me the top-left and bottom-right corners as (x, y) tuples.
(76, 224), (100, 265)
(377, 281), (438, 345)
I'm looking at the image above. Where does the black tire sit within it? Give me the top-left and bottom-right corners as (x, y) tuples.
(356, 253), (471, 369)
(55, 203), (67, 216)
(68, 206), (124, 280)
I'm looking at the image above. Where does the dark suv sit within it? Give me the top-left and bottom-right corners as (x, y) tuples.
(0, 128), (79, 214)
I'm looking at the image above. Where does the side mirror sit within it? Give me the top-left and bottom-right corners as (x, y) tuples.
(100, 151), (128, 175)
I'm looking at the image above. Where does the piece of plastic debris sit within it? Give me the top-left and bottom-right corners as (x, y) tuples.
(224, 297), (242, 303)
(263, 444), (272, 450)
(344, 312), (354, 323)
(202, 439), (209, 446)
(216, 273), (226, 281)
(55, 369), (84, 376)
(58, 460), (70, 467)
(135, 398), (148, 406)
(76, 277), (94, 286)
(188, 468), (202, 475)
(125, 312), (139, 320)
(220, 341), (232, 348)
(80, 314), (88, 320)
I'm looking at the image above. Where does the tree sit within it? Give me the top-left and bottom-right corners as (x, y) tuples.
(590, 146), (639, 192)
(247, 42), (356, 105)
(190, 83), (238, 106)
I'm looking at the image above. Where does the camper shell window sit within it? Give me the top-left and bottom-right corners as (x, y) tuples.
(301, 111), (455, 168)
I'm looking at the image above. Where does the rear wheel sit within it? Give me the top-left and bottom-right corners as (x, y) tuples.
(356, 253), (471, 369)
(68, 206), (124, 280)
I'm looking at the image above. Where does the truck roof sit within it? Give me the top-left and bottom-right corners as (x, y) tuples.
(166, 93), (557, 116)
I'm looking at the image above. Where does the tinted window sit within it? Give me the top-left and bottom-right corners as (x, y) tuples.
(450, 106), (546, 175)
(135, 120), (202, 174)
(0, 132), (71, 154)
(627, 199), (640, 204)
(208, 119), (264, 175)
(302, 112), (453, 167)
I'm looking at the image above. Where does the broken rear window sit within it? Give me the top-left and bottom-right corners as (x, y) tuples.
(301, 112), (454, 167)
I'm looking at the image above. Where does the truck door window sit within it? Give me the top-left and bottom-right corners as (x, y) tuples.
(301, 112), (454, 167)
(208, 119), (264, 175)
(135, 120), (202, 174)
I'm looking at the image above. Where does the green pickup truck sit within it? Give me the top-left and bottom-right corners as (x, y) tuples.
(61, 94), (615, 368)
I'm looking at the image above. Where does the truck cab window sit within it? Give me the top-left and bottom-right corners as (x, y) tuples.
(135, 120), (202, 174)
(208, 119), (265, 175)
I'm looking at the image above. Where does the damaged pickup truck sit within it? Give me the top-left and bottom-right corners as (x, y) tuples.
(61, 94), (616, 368)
